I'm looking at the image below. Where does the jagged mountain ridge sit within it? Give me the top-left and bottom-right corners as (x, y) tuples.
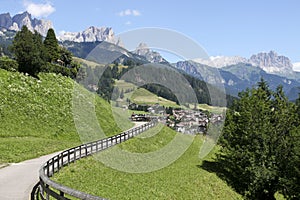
(0, 12), (121, 45)
(62, 40), (149, 65)
(194, 51), (296, 78)
(133, 43), (168, 64)
(249, 51), (293, 75)
(58, 26), (122, 45)
(0, 12), (53, 36)
(174, 61), (300, 100)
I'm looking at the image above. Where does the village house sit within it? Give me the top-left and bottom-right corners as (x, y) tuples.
(170, 109), (223, 135)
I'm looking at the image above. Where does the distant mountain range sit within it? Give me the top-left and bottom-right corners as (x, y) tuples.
(174, 59), (300, 101)
(58, 26), (122, 45)
(0, 12), (120, 44)
(194, 51), (295, 76)
(0, 11), (299, 101)
(0, 12), (53, 36)
(62, 40), (169, 66)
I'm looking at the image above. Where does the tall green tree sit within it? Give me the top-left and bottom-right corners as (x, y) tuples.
(59, 47), (72, 66)
(97, 66), (114, 101)
(33, 30), (47, 60)
(218, 80), (300, 200)
(44, 28), (59, 63)
(11, 26), (43, 76)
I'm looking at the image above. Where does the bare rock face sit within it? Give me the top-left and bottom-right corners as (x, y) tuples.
(58, 26), (120, 45)
(33, 19), (53, 37)
(249, 51), (293, 74)
(133, 43), (167, 63)
(0, 11), (53, 36)
(194, 50), (294, 76)
(0, 13), (13, 28)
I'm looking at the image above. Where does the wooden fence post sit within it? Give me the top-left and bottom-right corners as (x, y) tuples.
(79, 146), (82, 159)
(46, 184), (49, 200)
(46, 161), (49, 177)
(51, 158), (54, 175)
(61, 153), (63, 169)
(68, 150), (70, 165)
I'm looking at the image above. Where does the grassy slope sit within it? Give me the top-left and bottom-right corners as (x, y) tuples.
(115, 80), (226, 113)
(114, 80), (178, 107)
(52, 126), (242, 200)
(73, 57), (105, 68)
(131, 88), (179, 107)
(0, 69), (128, 163)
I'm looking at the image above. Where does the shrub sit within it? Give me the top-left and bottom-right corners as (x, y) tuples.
(0, 56), (18, 72)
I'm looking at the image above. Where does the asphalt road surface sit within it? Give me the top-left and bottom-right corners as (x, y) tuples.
(0, 152), (59, 200)
(0, 122), (148, 200)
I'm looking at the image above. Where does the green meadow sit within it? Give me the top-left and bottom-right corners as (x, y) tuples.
(0, 69), (125, 163)
(52, 126), (242, 200)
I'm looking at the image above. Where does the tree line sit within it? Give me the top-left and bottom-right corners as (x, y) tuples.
(0, 26), (80, 78)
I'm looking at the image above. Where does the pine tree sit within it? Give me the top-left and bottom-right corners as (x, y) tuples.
(11, 26), (42, 76)
(59, 47), (72, 67)
(32, 30), (46, 72)
(44, 28), (59, 63)
(218, 80), (300, 199)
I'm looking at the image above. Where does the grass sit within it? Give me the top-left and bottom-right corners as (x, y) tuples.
(114, 80), (227, 113)
(111, 107), (134, 131)
(114, 79), (137, 91)
(118, 124), (174, 153)
(114, 80), (179, 107)
(197, 104), (226, 114)
(0, 69), (127, 163)
(131, 88), (179, 107)
(0, 137), (76, 163)
(52, 126), (242, 200)
(73, 57), (105, 68)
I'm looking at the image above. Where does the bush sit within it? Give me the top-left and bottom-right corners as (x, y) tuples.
(41, 63), (78, 79)
(0, 56), (18, 72)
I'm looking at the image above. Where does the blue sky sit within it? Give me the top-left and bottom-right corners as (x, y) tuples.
(1, 0), (300, 65)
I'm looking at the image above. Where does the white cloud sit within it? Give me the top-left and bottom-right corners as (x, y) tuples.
(125, 21), (132, 25)
(118, 9), (141, 17)
(293, 62), (300, 72)
(132, 10), (141, 16)
(23, 1), (55, 18)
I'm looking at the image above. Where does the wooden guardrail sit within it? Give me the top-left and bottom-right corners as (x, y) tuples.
(32, 119), (158, 200)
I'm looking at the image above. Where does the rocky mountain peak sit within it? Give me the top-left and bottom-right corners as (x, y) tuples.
(135, 43), (150, 54)
(0, 11), (53, 36)
(193, 50), (294, 76)
(58, 26), (120, 45)
(133, 43), (167, 63)
(0, 13), (13, 28)
(249, 50), (293, 74)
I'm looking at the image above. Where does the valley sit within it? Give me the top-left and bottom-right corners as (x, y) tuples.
(0, 7), (299, 200)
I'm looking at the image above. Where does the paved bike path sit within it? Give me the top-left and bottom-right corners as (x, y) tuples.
(0, 122), (148, 200)
(0, 152), (59, 200)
